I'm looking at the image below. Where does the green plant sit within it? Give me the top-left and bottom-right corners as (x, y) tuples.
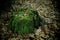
(8, 8), (44, 35)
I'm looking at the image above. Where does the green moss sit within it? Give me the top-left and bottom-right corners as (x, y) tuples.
(8, 8), (44, 34)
